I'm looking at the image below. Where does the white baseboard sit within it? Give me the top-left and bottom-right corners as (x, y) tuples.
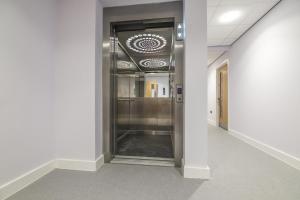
(208, 119), (217, 126)
(0, 160), (56, 200)
(183, 165), (211, 179)
(181, 159), (211, 179)
(96, 155), (105, 171)
(56, 155), (104, 172)
(229, 129), (300, 171)
(0, 155), (104, 200)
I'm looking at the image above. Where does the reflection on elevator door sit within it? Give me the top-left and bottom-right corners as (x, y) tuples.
(112, 20), (176, 159)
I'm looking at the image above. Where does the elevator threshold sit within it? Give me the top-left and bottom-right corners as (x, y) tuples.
(111, 155), (175, 167)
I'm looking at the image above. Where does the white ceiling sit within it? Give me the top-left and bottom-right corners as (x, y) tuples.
(100, 0), (180, 7)
(208, 0), (281, 65)
(207, 46), (229, 65)
(208, 0), (281, 46)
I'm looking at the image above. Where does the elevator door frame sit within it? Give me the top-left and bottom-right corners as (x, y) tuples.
(103, 2), (184, 166)
(111, 19), (175, 159)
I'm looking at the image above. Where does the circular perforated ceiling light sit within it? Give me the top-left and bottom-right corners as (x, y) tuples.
(117, 61), (136, 70)
(126, 34), (167, 54)
(139, 59), (168, 69)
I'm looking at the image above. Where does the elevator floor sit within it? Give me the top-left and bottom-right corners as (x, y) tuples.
(116, 131), (174, 158)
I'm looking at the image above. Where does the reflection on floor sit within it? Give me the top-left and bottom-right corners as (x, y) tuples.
(7, 125), (300, 200)
(116, 131), (173, 158)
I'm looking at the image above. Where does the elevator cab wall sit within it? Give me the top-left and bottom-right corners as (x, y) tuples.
(103, 2), (183, 166)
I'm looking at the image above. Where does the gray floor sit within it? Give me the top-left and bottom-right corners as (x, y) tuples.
(8, 125), (300, 200)
(117, 132), (174, 158)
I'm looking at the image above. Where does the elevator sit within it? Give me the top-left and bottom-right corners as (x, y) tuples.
(103, 2), (183, 166)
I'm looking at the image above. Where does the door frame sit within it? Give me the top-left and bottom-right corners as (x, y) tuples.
(216, 60), (229, 130)
(103, 2), (184, 165)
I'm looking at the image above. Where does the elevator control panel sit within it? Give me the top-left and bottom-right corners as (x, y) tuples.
(176, 84), (183, 103)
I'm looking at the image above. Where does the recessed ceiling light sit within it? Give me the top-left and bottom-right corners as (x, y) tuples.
(139, 59), (167, 68)
(219, 10), (241, 24)
(126, 34), (167, 54)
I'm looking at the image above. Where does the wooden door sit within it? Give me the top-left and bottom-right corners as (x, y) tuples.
(218, 65), (228, 130)
(145, 80), (158, 97)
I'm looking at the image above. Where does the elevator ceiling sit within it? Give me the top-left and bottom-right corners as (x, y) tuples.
(116, 27), (173, 73)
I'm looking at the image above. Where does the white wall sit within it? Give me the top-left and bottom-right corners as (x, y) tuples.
(183, 0), (210, 178)
(54, 0), (102, 161)
(0, 0), (103, 189)
(0, 0), (56, 185)
(229, 0), (300, 158)
(208, 0), (300, 159)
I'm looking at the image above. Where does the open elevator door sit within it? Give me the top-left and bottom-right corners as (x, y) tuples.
(111, 19), (176, 165)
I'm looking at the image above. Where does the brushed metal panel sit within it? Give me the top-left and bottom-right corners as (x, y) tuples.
(130, 97), (144, 130)
(174, 40), (184, 166)
(117, 77), (130, 97)
(157, 98), (172, 131)
(142, 98), (158, 130)
(117, 99), (130, 128)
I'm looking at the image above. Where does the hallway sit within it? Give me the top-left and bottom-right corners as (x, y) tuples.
(7, 126), (300, 200)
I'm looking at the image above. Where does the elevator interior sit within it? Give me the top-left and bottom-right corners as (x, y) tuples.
(111, 20), (176, 162)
